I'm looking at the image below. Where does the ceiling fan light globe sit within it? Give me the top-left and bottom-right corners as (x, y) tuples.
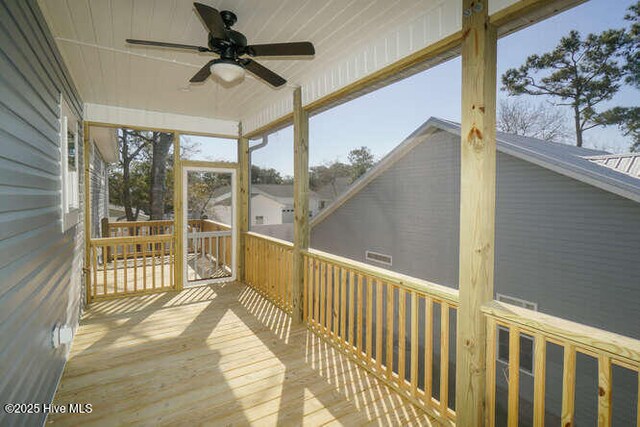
(211, 62), (245, 83)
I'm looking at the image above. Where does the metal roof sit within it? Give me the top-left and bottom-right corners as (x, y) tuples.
(585, 153), (640, 179)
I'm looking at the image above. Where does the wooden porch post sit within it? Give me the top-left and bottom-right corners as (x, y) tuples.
(237, 125), (249, 282)
(83, 123), (92, 304)
(292, 86), (309, 323)
(456, 0), (497, 425)
(173, 131), (183, 291)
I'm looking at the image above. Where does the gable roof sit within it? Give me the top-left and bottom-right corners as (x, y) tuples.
(312, 117), (640, 227)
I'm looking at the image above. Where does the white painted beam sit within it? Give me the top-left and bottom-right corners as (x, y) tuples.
(84, 103), (239, 137)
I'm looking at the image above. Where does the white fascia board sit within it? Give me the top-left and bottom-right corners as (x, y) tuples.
(85, 103), (239, 137)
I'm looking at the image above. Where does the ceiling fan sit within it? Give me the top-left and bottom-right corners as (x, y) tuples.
(126, 2), (315, 88)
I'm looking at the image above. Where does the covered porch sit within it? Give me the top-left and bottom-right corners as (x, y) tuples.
(37, 0), (640, 425)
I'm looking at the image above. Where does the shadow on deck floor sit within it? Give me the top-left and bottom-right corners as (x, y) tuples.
(48, 283), (440, 426)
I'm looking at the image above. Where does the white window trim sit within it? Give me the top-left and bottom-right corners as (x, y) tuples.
(60, 96), (81, 232)
(365, 250), (392, 267)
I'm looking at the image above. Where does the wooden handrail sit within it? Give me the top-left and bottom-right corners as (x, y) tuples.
(91, 234), (174, 245)
(245, 231), (294, 249)
(482, 300), (640, 367)
(303, 248), (459, 306)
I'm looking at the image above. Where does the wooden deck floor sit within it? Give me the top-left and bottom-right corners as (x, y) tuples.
(49, 283), (440, 426)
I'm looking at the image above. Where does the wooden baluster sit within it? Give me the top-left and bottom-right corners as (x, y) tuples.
(533, 334), (546, 427)
(341, 267), (347, 344)
(320, 262), (326, 330)
(113, 244), (118, 295)
(561, 344), (576, 427)
(398, 288), (406, 386)
(375, 280), (383, 371)
(348, 270), (355, 347)
(142, 241), (147, 290)
(424, 297), (433, 404)
(366, 277), (373, 361)
(637, 371), (640, 427)
(314, 259), (321, 327)
(357, 274), (363, 354)
(133, 240), (138, 292)
(169, 237), (174, 287)
(333, 266), (339, 339)
(161, 238), (165, 288)
(597, 354), (612, 427)
(303, 254), (309, 320)
(508, 326), (520, 427)
(386, 284), (394, 377)
(440, 301), (450, 412)
(410, 291), (419, 396)
(152, 241), (156, 289)
(326, 264), (333, 334)
(92, 245), (97, 298)
(485, 317), (497, 427)
(103, 244), (107, 296)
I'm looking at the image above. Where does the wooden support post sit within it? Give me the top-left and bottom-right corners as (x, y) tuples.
(237, 126), (249, 282)
(292, 86), (309, 323)
(456, 0), (497, 425)
(83, 123), (92, 304)
(173, 131), (183, 291)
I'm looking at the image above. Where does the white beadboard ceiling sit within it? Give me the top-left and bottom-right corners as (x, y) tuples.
(39, 0), (521, 135)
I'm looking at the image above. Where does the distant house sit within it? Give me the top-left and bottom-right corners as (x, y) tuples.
(311, 117), (640, 425)
(209, 184), (321, 226)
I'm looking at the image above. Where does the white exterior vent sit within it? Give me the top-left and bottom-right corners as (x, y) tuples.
(365, 250), (392, 266)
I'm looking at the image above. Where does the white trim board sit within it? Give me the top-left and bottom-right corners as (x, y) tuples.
(85, 103), (239, 137)
(182, 166), (237, 287)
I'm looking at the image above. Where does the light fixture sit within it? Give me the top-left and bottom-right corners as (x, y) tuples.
(211, 60), (245, 84)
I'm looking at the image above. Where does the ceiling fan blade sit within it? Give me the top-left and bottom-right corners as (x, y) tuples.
(246, 42), (315, 57)
(194, 3), (227, 40)
(190, 60), (215, 82)
(126, 39), (209, 52)
(242, 59), (286, 87)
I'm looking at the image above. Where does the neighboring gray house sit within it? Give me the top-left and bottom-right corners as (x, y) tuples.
(311, 117), (640, 425)
(88, 126), (118, 237)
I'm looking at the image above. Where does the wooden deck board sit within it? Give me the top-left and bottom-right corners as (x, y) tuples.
(49, 283), (440, 426)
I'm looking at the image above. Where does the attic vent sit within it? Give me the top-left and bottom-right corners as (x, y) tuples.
(365, 250), (392, 266)
(496, 294), (537, 311)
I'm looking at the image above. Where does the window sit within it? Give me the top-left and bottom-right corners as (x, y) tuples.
(255, 215), (264, 225)
(496, 294), (537, 375)
(60, 97), (81, 231)
(365, 250), (392, 266)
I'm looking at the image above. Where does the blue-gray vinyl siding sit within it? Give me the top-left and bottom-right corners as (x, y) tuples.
(90, 144), (108, 238)
(311, 129), (640, 425)
(0, 1), (84, 425)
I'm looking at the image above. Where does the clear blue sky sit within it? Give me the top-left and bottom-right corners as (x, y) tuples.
(191, 0), (638, 177)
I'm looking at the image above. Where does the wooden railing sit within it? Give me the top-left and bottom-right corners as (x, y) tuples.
(201, 220), (232, 265)
(244, 232), (293, 313)
(105, 219), (175, 237)
(483, 301), (640, 427)
(88, 234), (175, 300)
(302, 248), (459, 424)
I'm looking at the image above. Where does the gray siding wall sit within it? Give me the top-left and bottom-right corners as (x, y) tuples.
(312, 130), (461, 289)
(311, 130), (640, 425)
(90, 144), (108, 238)
(0, 1), (85, 425)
